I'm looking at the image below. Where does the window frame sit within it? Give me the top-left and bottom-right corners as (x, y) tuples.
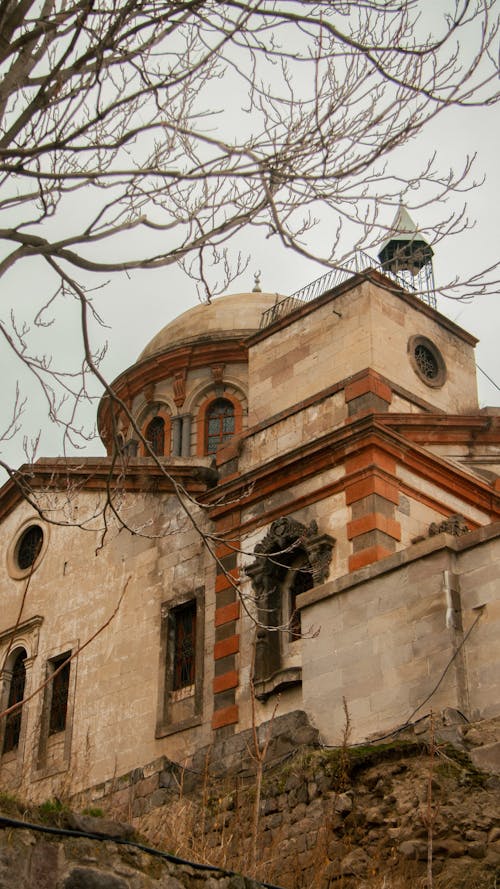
(156, 588), (205, 738)
(1, 648), (27, 755)
(139, 408), (171, 457)
(196, 393), (243, 457)
(0, 616), (42, 780)
(205, 398), (236, 455)
(408, 335), (447, 388)
(7, 520), (49, 581)
(246, 516), (335, 701)
(35, 646), (76, 779)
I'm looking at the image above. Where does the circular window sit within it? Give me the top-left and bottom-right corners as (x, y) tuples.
(8, 521), (48, 579)
(408, 335), (446, 388)
(16, 525), (43, 570)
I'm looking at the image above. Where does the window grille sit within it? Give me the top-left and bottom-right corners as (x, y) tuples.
(16, 526), (43, 570)
(206, 399), (235, 454)
(2, 650), (26, 753)
(49, 655), (70, 735)
(415, 344), (439, 380)
(146, 416), (165, 456)
(173, 602), (196, 690)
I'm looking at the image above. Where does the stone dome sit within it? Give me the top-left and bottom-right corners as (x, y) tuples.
(138, 291), (283, 360)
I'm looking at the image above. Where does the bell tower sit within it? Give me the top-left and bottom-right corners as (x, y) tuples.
(378, 204), (436, 308)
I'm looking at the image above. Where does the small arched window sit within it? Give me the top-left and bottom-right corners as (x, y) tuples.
(2, 648), (27, 754)
(206, 398), (235, 454)
(145, 416), (165, 456)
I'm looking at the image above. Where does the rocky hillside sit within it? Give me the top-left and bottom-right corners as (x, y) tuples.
(134, 733), (500, 888)
(1, 714), (499, 889)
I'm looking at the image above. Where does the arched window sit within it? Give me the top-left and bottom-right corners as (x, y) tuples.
(286, 557), (314, 641)
(206, 398), (235, 454)
(246, 517), (335, 699)
(2, 648), (27, 754)
(145, 416), (165, 456)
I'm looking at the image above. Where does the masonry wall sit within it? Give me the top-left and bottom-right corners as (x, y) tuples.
(297, 525), (500, 744)
(247, 277), (478, 428)
(0, 489), (215, 802)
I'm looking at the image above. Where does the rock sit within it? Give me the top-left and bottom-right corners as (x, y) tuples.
(308, 782), (318, 801)
(65, 812), (134, 840)
(340, 847), (371, 877)
(334, 793), (353, 816)
(63, 868), (128, 889)
(485, 844), (500, 867)
(464, 829), (487, 842)
(284, 774), (301, 792)
(469, 741), (500, 775)
(488, 827), (500, 843)
(467, 843), (486, 859)
(29, 841), (60, 889)
(463, 728), (485, 748)
(364, 807), (385, 826)
(399, 840), (427, 860)
(434, 839), (466, 858)
(289, 783), (308, 806)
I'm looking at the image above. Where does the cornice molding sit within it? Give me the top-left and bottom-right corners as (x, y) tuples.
(247, 269), (478, 348)
(0, 458), (211, 523)
(203, 416), (500, 532)
(97, 338), (249, 443)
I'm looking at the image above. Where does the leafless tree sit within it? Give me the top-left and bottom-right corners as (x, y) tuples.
(1, 3), (499, 766)
(0, 0), (499, 490)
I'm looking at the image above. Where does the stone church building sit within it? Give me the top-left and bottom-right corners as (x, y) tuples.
(1, 216), (499, 802)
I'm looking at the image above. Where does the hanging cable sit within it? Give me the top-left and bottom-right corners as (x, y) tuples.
(0, 815), (285, 889)
(476, 362), (500, 393)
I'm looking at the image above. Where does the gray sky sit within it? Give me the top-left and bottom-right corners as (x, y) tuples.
(0, 10), (499, 478)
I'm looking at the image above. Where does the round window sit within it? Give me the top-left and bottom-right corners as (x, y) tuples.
(16, 525), (44, 570)
(7, 522), (48, 579)
(408, 335), (446, 388)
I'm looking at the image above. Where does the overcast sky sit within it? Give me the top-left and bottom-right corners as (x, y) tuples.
(0, 11), (499, 479)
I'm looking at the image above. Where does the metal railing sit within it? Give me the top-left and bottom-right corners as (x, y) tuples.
(259, 251), (436, 329)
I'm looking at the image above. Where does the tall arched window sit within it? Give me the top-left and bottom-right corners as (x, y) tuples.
(206, 398), (235, 454)
(145, 416), (165, 456)
(2, 648), (27, 754)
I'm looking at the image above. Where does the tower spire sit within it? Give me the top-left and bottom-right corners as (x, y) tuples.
(377, 204), (436, 307)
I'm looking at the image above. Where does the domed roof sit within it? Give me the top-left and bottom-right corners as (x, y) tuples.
(138, 291), (283, 360)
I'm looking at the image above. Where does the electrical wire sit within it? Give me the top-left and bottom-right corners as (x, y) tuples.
(476, 362), (500, 393)
(0, 815), (285, 889)
(0, 607), (485, 889)
(321, 607), (485, 749)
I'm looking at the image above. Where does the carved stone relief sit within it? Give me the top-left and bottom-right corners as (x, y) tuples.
(245, 517), (335, 695)
(428, 515), (470, 537)
(173, 370), (187, 408)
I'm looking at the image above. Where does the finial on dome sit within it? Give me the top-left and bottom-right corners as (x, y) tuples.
(252, 270), (262, 292)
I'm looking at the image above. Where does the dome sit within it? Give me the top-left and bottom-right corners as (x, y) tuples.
(138, 291), (283, 360)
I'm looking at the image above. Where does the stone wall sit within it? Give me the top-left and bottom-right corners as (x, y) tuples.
(298, 523), (500, 743)
(247, 278), (478, 426)
(0, 816), (261, 889)
(0, 489), (215, 802)
(60, 711), (500, 889)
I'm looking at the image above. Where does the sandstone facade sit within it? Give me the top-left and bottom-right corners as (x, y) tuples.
(1, 266), (499, 804)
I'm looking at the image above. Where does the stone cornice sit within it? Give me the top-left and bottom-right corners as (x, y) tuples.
(247, 269), (479, 348)
(97, 337), (248, 444)
(0, 457), (212, 523)
(203, 415), (500, 533)
(2, 417), (498, 531)
(297, 520), (500, 610)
